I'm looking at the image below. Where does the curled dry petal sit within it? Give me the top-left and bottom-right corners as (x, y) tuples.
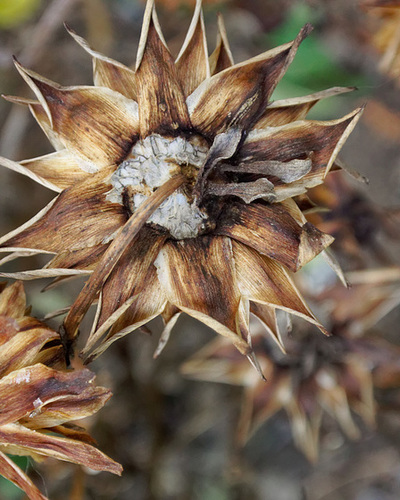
(0, 365), (100, 425)
(0, 422), (122, 475)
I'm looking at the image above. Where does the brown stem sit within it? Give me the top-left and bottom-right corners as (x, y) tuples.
(62, 174), (186, 359)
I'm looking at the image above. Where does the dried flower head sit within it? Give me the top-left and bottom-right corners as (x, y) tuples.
(0, 281), (121, 500)
(305, 172), (400, 268)
(182, 268), (400, 462)
(0, 0), (361, 369)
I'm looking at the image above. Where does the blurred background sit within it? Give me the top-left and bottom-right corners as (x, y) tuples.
(1, 0), (400, 499)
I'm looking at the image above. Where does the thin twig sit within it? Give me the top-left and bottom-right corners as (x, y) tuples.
(63, 174), (186, 359)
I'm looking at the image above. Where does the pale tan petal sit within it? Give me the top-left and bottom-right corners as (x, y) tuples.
(154, 304), (181, 358)
(0, 451), (47, 500)
(176, 0), (210, 96)
(66, 24), (137, 100)
(188, 25), (312, 136)
(315, 368), (360, 439)
(0, 268), (91, 280)
(155, 236), (250, 354)
(209, 14), (234, 75)
(232, 241), (328, 335)
(0, 281), (25, 319)
(135, 0), (191, 136)
(0, 155), (62, 192)
(20, 150), (89, 191)
(250, 302), (285, 352)
(254, 86), (355, 128)
(0, 422), (122, 475)
(14, 60), (139, 170)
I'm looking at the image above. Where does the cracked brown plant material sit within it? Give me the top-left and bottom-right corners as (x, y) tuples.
(0, 0), (362, 372)
(0, 281), (121, 500)
(182, 268), (400, 462)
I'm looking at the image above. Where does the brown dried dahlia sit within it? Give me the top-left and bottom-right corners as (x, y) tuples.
(182, 268), (400, 462)
(0, 0), (361, 368)
(0, 281), (121, 500)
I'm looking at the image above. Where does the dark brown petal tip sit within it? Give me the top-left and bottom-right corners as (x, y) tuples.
(135, 0), (191, 136)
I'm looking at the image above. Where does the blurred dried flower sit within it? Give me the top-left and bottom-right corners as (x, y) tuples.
(0, 0), (361, 370)
(0, 281), (121, 500)
(364, 0), (400, 78)
(182, 268), (400, 462)
(305, 172), (400, 268)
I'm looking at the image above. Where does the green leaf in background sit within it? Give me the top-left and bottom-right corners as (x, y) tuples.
(266, 4), (368, 117)
(0, 455), (29, 500)
(0, 0), (41, 29)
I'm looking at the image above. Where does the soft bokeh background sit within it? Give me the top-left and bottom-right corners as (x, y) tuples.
(1, 0), (400, 499)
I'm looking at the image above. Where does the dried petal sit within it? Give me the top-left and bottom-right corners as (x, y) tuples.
(175, 0), (210, 96)
(135, 0), (191, 135)
(216, 201), (333, 271)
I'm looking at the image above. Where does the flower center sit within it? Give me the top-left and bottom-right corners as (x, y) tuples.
(107, 134), (209, 239)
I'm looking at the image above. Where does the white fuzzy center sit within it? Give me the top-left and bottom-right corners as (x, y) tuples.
(107, 134), (208, 239)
